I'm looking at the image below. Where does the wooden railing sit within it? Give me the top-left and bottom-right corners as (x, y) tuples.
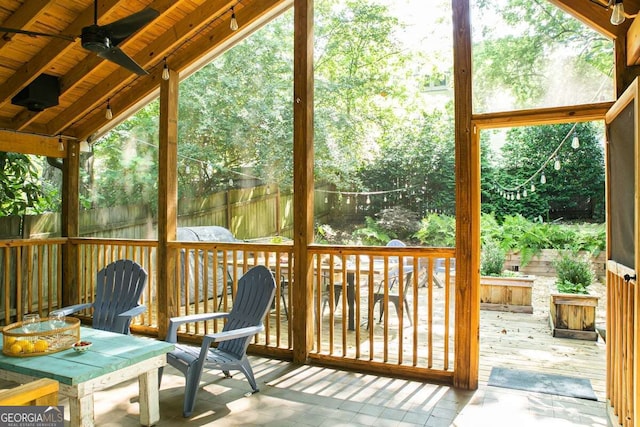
(0, 238), (65, 324)
(0, 237), (456, 381)
(607, 260), (635, 427)
(309, 245), (456, 382)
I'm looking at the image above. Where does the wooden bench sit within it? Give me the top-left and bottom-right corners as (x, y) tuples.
(0, 378), (59, 406)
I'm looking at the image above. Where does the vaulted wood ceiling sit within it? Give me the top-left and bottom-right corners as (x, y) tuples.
(0, 0), (637, 155)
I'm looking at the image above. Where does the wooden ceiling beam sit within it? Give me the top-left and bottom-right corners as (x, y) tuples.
(48, 0), (239, 137)
(472, 102), (614, 129)
(0, 130), (66, 159)
(0, 0), (58, 52)
(547, 0), (619, 40)
(0, 0), (124, 113)
(14, 0), (181, 132)
(71, 0), (289, 140)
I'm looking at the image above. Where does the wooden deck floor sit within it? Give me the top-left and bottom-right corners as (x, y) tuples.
(478, 277), (606, 400)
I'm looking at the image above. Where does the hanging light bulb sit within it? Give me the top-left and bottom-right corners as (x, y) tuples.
(571, 134), (580, 149)
(540, 173), (546, 184)
(58, 135), (64, 151)
(324, 196), (328, 204)
(611, 0), (625, 25)
(523, 189), (528, 197)
(346, 197), (351, 205)
(162, 57), (170, 80)
(530, 183), (536, 192)
(230, 7), (239, 31)
(554, 158), (561, 171)
(366, 195), (371, 204)
(105, 99), (113, 120)
(516, 191), (521, 200)
(228, 178), (234, 187)
(383, 195), (387, 202)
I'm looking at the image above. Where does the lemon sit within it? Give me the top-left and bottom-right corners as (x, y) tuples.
(4, 336), (16, 346)
(9, 343), (22, 354)
(16, 340), (30, 348)
(21, 341), (34, 353)
(34, 340), (48, 352)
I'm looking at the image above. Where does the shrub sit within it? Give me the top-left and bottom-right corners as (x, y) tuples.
(414, 213), (456, 247)
(554, 253), (594, 294)
(480, 240), (505, 276)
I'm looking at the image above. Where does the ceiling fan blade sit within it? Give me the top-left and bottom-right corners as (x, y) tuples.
(98, 46), (148, 75)
(0, 27), (76, 42)
(102, 8), (159, 45)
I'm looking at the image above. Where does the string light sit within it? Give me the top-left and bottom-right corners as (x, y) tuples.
(540, 173), (546, 184)
(530, 183), (535, 192)
(230, 7), (239, 31)
(554, 157), (561, 170)
(611, 0), (625, 25)
(571, 134), (580, 149)
(162, 57), (170, 80)
(58, 135), (64, 151)
(105, 99), (113, 120)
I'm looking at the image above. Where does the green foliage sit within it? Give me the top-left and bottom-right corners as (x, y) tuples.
(554, 253), (594, 294)
(473, 0), (612, 111)
(414, 213), (456, 247)
(483, 123), (605, 222)
(353, 216), (391, 245)
(481, 239), (505, 276)
(0, 153), (57, 216)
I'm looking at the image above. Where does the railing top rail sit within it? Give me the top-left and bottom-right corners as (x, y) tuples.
(309, 244), (456, 257)
(69, 237), (158, 247)
(0, 238), (67, 247)
(167, 241), (294, 251)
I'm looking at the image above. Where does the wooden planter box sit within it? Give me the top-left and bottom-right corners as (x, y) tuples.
(480, 275), (535, 313)
(549, 289), (599, 341)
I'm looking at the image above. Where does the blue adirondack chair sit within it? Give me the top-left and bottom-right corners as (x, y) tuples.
(51, 259), (147, 335)
(161, 265), (276, 417)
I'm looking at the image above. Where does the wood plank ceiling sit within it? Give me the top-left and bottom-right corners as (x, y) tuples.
(0, 0), (290, 149)
(0, 0), (636, 151)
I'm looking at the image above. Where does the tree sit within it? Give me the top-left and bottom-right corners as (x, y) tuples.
(473, 0), (613, 111)
(483, 122), (605, 221)
(0, 153), (58, 216)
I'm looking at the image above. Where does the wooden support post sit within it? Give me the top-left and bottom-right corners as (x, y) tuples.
(157, 69), (179, 338)
(62, 140), (79, 307)
(292, 0), (314, 364)
(452, 0), (480, 390)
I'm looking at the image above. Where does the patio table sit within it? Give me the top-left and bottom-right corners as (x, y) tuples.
(327, 260), (410, 331)
(0, 326), (173, 427)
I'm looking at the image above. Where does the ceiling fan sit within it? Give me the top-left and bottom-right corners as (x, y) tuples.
(0, 0), (159, 75)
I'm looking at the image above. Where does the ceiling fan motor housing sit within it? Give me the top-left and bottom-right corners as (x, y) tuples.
(81, 25), (112, 52)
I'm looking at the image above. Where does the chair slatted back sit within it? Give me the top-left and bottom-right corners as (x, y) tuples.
(93, 259), (147, 332)
(219, 265), (275, 358)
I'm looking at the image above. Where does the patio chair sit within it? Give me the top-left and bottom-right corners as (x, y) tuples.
(371, 268), (413, 326)
(51, 259), (147, 335)
(161, 265), (276, 417)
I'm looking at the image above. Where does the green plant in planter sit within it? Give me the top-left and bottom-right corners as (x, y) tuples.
(480, 239), (506, 276)
(554, 253), (594, 294)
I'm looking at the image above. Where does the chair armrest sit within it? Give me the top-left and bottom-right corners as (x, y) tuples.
(166, 312), (229, 343)
(50, 303), (93, 316)
(201, 325), (265, 348)
(118, 304), (146, 318)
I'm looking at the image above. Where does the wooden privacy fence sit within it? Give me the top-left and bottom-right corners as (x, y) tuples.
(607, 260), (636, 427)
(6, 183), (334, 241)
